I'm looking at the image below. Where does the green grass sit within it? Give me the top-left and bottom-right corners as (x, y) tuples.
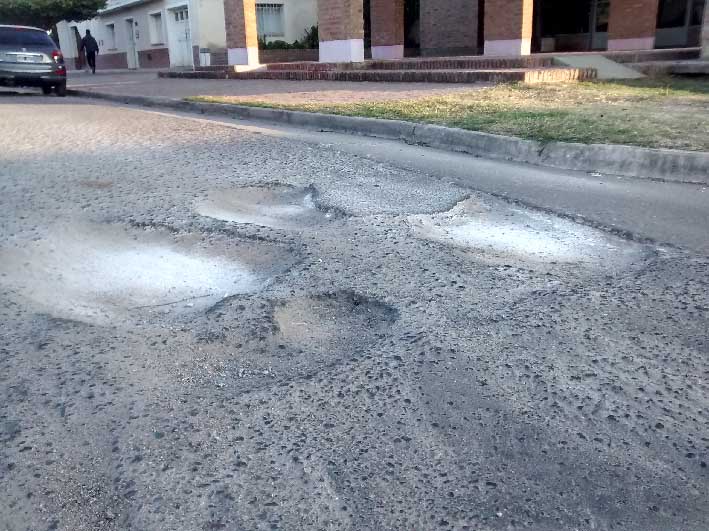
(188, 77), (709, 151)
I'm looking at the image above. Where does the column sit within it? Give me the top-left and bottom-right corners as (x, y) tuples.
(318, 0), (365, 62)
(702, 0), (709, 58)
(607, 0), (659, 51)
(223, 0), (259, 67)
(370, 0), (405, 60)
(483, 0), (534, 56)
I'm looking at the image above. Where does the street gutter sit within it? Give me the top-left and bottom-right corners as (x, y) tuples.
(67, 89), (709, 185)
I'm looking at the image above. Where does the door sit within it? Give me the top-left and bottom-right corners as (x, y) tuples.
(168, 7), (192, 68)
(125, 18), (139, 69)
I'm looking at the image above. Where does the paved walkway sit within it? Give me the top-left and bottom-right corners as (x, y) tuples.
(67, 70), (484, 104)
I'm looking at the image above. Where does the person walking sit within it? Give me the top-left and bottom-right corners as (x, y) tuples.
(79, 30), (99, 74)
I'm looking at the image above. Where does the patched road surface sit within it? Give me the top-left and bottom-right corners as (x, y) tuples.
(1, 95), (708, 531)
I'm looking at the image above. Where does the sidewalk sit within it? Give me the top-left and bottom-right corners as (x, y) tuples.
(66, 70), (484, 104)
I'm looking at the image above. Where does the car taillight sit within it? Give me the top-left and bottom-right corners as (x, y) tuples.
(52, 50), (64, 64)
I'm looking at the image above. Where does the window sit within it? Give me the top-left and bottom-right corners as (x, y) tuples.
(0, 27), (55, 46)
(105, 23), (116, 49)
(173, 8), (188, 22)
(149, 12), (164, 44)
(256, 4), (285, 38)
(689, 0), (705, 26)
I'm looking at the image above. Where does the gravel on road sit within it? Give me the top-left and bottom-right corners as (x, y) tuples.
(1, 95), (708, 531)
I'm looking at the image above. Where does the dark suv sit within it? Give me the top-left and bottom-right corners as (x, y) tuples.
(0, 25), (67, 96)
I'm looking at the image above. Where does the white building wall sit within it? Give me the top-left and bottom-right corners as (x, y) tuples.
(57, 0), (227, 68)
(283, 0), (317, 43)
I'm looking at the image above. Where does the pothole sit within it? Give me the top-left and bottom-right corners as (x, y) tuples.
(0, 223), (296, 324)
(409, 197), (645, 265)
(195, 184), (336, 230)
(273, 291), (398, 353)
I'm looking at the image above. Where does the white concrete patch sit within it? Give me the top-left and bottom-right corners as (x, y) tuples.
(484, 39), (531, 56)
(554, 54), (645, 79)
(227, 46), (260, 66)
(607, 37), (655, 51)
(409, 198), (643, 266)
(371, 44), (404, 60)
(196, 185), (332, 230)
(319, 39), (365, 63)
(0, 223), (280, 324)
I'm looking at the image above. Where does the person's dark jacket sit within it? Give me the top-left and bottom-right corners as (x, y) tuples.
(80, 35), (99, 54)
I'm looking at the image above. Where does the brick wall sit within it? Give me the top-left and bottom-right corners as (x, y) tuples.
(370, 0), (404, 47)
(259, 49), (319, 63)
(484, 0), (533, 41)
(95, 51), (128, 70)
(608, 0), (659, 40)
(223, 0), (258, 49)
(420, 0), (478, 56)
(137, 47), (169, 69)
(318, 0), (364, 41)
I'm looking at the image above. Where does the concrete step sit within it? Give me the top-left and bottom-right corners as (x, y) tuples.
(164, 67), (596, 84)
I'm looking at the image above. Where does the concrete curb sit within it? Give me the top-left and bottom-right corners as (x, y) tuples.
(68, 89), (709, 184)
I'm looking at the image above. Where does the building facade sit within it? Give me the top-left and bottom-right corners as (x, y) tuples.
(58, 0), (706, 70)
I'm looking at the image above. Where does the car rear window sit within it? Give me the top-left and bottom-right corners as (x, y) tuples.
(0, 27), (55, 47)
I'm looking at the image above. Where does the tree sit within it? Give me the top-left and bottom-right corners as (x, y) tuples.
(0, 0), (107, 30)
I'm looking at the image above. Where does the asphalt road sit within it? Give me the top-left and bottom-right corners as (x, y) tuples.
(1, 94), (708, 531)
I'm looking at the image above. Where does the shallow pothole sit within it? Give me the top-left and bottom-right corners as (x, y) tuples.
(273, 290), (398, 353)
(0, 223), (296, 324)
(409, 197), (646, 266)
(195, 184), (336, 230)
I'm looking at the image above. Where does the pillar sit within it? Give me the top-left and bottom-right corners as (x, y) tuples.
(420, 0), (479, 56)
(702, 0), (709, 58)
(483, 0), (533, 56)
(223, 0), (259, 67)
(607, 0), (659, 51)
(318, 0), (365, 62)
(370, 0), (405, 60)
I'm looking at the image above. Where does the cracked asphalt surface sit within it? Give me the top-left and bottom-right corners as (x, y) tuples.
(1, 94), (708, 531)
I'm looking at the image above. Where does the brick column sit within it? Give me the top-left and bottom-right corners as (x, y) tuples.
(702, 0), (709, 58)
(420, 0), (479, 56)
(483, 0), (533, 56)
(223, 0), (259, 67)
(607, 0), (659, 51)
(370, 0), (404, 60)
(318, 0), (365, 62)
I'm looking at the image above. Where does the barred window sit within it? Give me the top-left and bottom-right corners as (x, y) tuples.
(256, 4), (285, 38)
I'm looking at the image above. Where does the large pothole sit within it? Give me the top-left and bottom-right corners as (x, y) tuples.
(195, 184), (336, 230)
(0, 223), (296, 324)
(409, 197), (645, 266)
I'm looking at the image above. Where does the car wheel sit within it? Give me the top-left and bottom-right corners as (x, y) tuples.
(41, 85), (52, 95)
(54, 82), (67, 97)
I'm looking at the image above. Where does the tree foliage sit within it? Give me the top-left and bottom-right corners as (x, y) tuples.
(0, 0), (107, 29)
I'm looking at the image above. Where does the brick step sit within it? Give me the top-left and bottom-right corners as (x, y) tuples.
(165, 67), (596, 84)
(264, 56), (556, 72)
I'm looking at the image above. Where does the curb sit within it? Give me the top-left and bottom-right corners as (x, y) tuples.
(67, 89), (709, 185)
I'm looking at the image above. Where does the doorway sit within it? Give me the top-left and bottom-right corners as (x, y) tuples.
(533, 0), (609, 52)
(125, 18), (139, 69)
(655, 0), (706, 48)
(167, 6), (193, 68)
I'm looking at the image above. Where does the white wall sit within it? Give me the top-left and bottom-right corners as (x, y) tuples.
(283, 0), (317, 43)
(58, 0), (171, 58)
(197, 0), (227, 50)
